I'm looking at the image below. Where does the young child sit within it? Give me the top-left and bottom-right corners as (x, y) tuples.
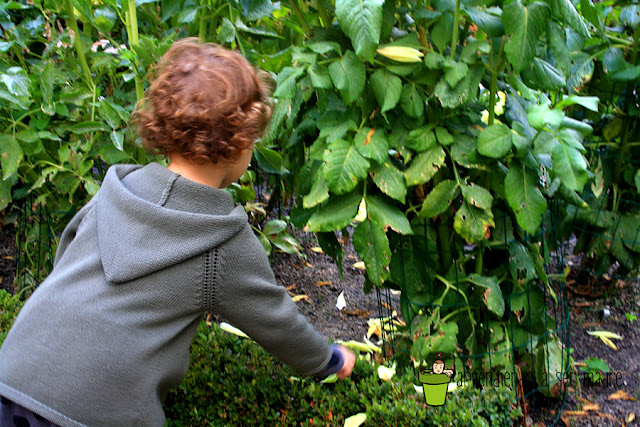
(0, 38), (355, 426)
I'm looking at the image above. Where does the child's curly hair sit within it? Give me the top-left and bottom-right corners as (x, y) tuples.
(132, 38), (273, 165)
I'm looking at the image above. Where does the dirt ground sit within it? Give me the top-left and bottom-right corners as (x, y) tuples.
(0, 216), (638, 426)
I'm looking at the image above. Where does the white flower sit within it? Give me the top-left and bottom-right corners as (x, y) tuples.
(378, 363), (396, 381)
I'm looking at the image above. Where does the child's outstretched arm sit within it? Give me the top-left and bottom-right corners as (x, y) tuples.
(210, 223), (353, 378)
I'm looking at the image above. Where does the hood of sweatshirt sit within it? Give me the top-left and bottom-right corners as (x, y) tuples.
(96, 162), (248, 283)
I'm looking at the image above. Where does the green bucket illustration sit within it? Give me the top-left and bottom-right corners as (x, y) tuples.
(419, 370), (451, 406)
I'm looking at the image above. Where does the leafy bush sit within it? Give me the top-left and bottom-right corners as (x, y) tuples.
(164, 321), (521, 426)
(0, 290), (519, 425)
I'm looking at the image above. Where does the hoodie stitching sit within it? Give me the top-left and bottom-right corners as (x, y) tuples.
(203, 249), (212, 311)
(211, 247), (219, 310)
(158, 173), (179, 206)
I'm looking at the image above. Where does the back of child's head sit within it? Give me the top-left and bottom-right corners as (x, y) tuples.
(132, 37), (273, 165)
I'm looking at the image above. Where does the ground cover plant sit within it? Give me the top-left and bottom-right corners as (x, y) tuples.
(1, 0), (639, 424)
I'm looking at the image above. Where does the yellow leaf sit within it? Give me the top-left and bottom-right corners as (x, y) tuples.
(627, 413), (635, 423)
(587, 330), (623, 340)
(354, 198), (367, 222)
(219, 322), (249, 338)
(609, 390), (637, 401)
(600, 336), (618, 350)
(321, 373), (338, 384)
(376, 46), (424, 62)
(378, 364), (396, 381)
(344, 413), (367, 427)
(352, 261), (366, 270)
(310, 247), (324, 254)
(582, 403), (601, 411)
(367, 319), (382, 339)
(337, 339), (382, 353)
(292, 295), (310, 303)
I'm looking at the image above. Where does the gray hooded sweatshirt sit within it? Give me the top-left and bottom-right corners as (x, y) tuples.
(0, 162), (333, 426)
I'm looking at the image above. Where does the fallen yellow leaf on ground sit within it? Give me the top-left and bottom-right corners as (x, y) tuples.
(563, 410), (588, 416)
(292, 295), (310, 303)
(627, 413), (635, 423)
(352, 261), (366, 270)
(303, 261), (314, 268)
(582, 403), (601, 411)
(609, 390), (637, 401)
(314, 281), (331, 286)
(310, 247), (324, 254)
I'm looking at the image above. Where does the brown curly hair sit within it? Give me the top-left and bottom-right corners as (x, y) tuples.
(131, 38), (273, 165)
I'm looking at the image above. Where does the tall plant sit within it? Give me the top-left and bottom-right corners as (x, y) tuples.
(266, 0), (598, 395)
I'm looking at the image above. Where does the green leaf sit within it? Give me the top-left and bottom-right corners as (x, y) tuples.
(424, 52), (445, 69)
(505, 161), (547, 234)
(477, 123), (513, 158)
(620, 5), (640, 28)
(177, 6), (199, 24)
(354, 127), (389, 163)
(526, 103), (564, 130)
(308, 63), (333, 89)
(68, 121), (108, 134)
(467, 274), (504, 317)
(263, 219), (287, 235)
(307, 191), (362, 232)
(432, 12), (453, 54)
(308, 42), (342, 55)
(557, 95), (599, 112)
(240, 0), (275, 21)
(303, 171), (329, 208)
(523, 58), (566, 90)
(94, 6), (117, 32)
(509, 243), (538, 285)
(254, 144), (288, 174)
(217, 17), (236, 44)
(0, 88), (28, 109)
(323, 139), (370, 194)
(551, 0), (589, 39)
(110, 131), (124, 151)
(460, 183), (493, 210)
(503, 0), (550, 74)
(369, 69), (402, 112)
(0, 134), (22, 181)
(404, 146), (446, 187)
(257, 233), (272, 256)
(418, 180), (459, 219)
(434, 64), (484, 108)
(39, 60), (54, 113)
(465, 7), (504, 37)
(318, 119), (358, 143)
(371, 160), (407, 203)
(580, 0), (603, 33)
(399, 84), (424, 119)
(366, 195), (412, 235)
(444, 61), (469, 87)
(407, 126), (436, 152)
(551, 135), (588, 192)
(0, 67), (30, 97)
(454, 201), (495, 243)
(353, 218), (391, 286)
(329, 51), (366, 105)
(99, 100), (121, 130)
(317, 232), (344, 280)
(273, 66), (305, 99)
(0, 177), (11, 210)
(635, 170), (640, 194)
(435, 127), (454, 146)
(619, 214), (640, 253)
(335, 0), (384, 62)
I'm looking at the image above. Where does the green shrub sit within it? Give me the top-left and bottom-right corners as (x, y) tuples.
(164, 322), (522, 426)
(0, 294), (520, 425)
(0, 290), (24, 344)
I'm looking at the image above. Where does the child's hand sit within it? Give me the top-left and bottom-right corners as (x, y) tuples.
(336, 345), (356, 379)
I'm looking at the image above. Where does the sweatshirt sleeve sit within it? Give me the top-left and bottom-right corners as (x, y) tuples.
(212, 224), (333, 376)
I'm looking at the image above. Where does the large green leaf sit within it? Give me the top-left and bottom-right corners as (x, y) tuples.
(509, 243), (538, 285)
(503, 0), (550, 74)
(240, 0), (275, 20)
(460, 183), (493, 210)
(477, 123), (513, 158)
(68, 121), (109, 134)
(323, 139), (370, 194)
(307, 191), (361, 232)
(335, 0), (383, 62)
(0, 134), (22, 181)
(371, 160), (407, 203)
(407, 126), (436, 152)
(366, 195), (412, 235)
(218, 17), (236, 44)
(550, 134), (588, 192)
(465, 6), (504, 37)
(369, 69), (402, 112)
(303, 171), (329, 209)
(523, 58), (566, 90)
(352, 218), (391, 286)
(329, 51), (366, 105)
(404, 146), (446, 187)
(454, 200), (495, 243)
(0, 67), (30, 97)
(505, 161), (547, 234)
(308, 63), (333, 89)
(466, 274), (504, 317)
(399, 83), (424, 119)
(254, 144), (289, 174)
(550, 0), (589, 38)
(354, 127), (389, 163)
(418, 180), (459, 219)
(273, 66), (305, 99)
(39, 60), (54, 115)
(619, 214), (640, 253)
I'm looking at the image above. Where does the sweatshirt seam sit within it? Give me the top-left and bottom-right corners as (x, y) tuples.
(202, 249), (212, 312)
(211, 247), (219, 310)
(158, 173), (179, 206)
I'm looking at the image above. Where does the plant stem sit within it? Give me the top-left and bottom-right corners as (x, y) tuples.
(450, 0), (461, 59)
(126, 0), (144, 102)
(614, 25), (640, 182)
(64, 0), (94, 90)
(433, 173), (453, 271)
(199, 9), (208, 40)
(290, 0), (312, 38)
(316, 0), (331, 28)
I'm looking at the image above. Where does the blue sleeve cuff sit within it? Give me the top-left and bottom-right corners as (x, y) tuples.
(315, 345), (345, 378)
